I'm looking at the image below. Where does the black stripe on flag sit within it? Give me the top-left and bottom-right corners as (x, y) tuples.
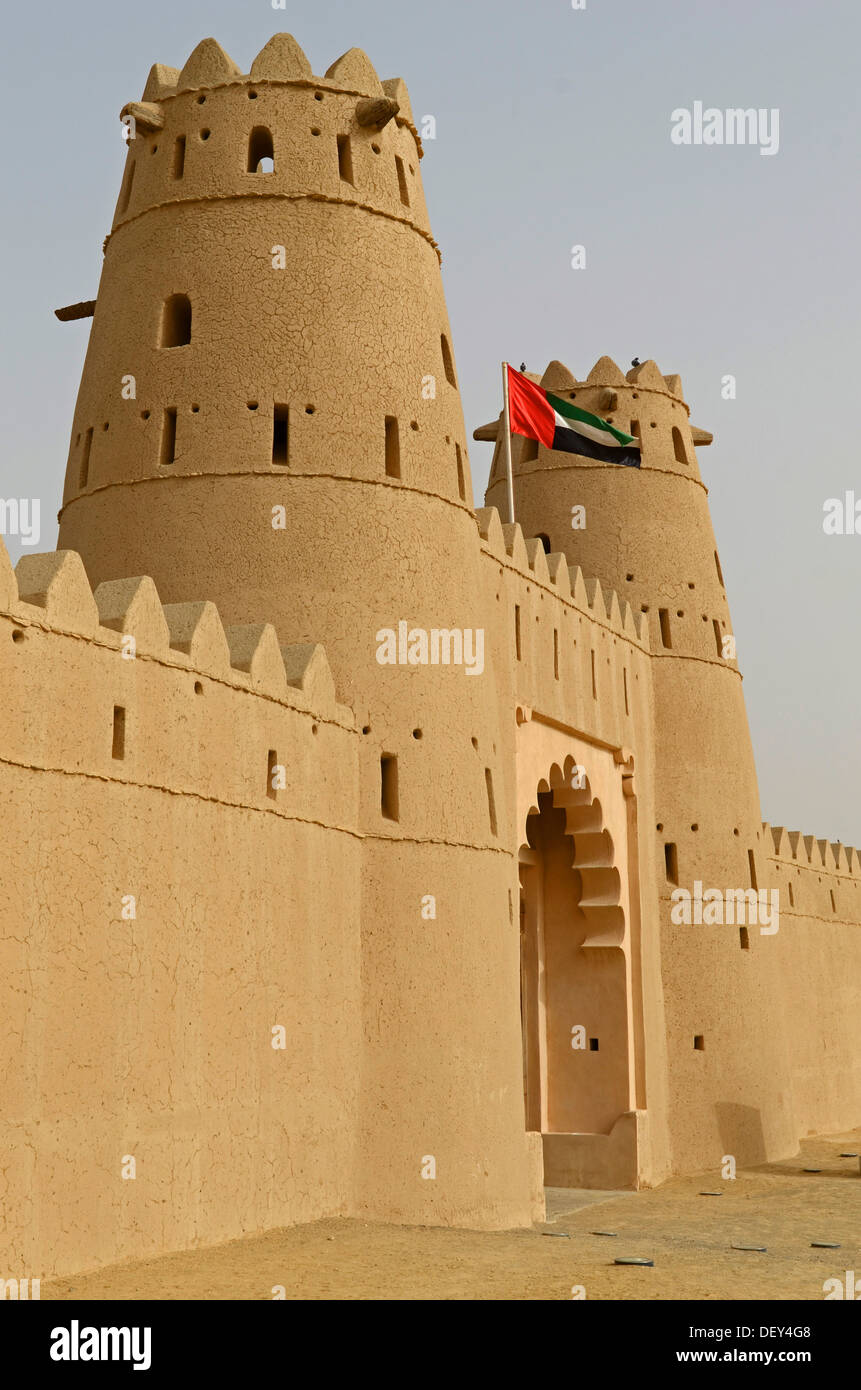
(552, 425), (641, 467)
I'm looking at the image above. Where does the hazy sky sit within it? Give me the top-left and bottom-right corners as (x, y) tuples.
(1, 0), (859, 841)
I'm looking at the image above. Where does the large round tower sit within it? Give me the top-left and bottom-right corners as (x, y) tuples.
(58, 35), (540, 1227)
(486, 356), (797, 1172)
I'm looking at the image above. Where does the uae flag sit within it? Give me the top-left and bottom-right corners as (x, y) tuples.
(506, 364), (641, 467)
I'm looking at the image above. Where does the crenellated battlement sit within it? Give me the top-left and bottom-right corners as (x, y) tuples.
(475, 505), (649, 650)
(110, 36), (433, 256)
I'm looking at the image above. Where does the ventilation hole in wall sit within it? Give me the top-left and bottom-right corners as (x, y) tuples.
(536, 533), (551, 552)
(485, 767), (498, 837)
(362, 725), (371, 735)
(665, 842), (678, 885)
(471, 736), (478, 750)
(395, 154), (410, 205)
(197, 95), (206, 105)
(788, 882), (794, 906)
(141, 410), (150, 420)
(739, 926), (750, 950)
(247, 401), (258, 410)
(151, 143), (159, 155)
(381, 754), (399, 821)
(589, 1038), (599, 1052)
(626, 573), (634, 582)
(112, 705), (126, 761)
(590, 649), (597, 699)
(441, 333), (457, 387)
(248, 90), (258, 100)
(514, 605), (521, 660)
(371, 142), (380, 153)
(247, 125), (274, 171)
(305, 405), (315, 415)
(691, 823), (699, 832)
(676, 610), (683, 618)
(656, 823), (663, 832)
(12, 629), (25, 644)
(337, 134), (354, 184)
(650, 421), (657, 428)
(688, 581), (695, 590)
(455, 442), (465, 501)
(311, 127), (321, 136)
(733, 827), (739, 836)
(314, 91), (324, 101)
(200, 129), (211, 141)
(117, 158), (135, 214)
(672, 426), (688, 464)
(641, 604), (649, 613)
(830, 889), (836, 913)
(694, 1035), (705, 1051)
(191, 404), (199, 413)
(632, 392), (639, 399)
(553, 628), (559, 680)
(172, 135), (186, 179)
(412, 728), (422, 740)
(79, 427), (93, 488)
(623, 666), (629, 715)
(384, 415), (400, 478)
(193, 680), (203, 695)
(658, 608), (672, 648)
(748, 850), (758, 890)
(272, 405), (289, 466)
(714, 550), (724, 586)
(159, 408), (177, 466)
(160, 293), (191, 348)
(409, 420), (419, 432)
(267, 749), (278, 800)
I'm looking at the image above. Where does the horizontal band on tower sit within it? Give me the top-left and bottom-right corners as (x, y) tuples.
(106, 188), (441, 261)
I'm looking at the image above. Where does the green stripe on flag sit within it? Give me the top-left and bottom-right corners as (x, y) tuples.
(546, 391), (636, 448)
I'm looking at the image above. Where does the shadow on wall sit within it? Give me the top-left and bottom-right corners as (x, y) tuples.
(714, 1102), (769, 1166)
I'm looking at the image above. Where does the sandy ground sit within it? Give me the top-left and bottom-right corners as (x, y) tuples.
(43, 1130), (860, 1301)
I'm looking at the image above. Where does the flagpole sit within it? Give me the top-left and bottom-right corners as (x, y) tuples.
(501, 360), (516, 525)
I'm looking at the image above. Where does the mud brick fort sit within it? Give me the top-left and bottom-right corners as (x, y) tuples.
(2, 34), (859, 1279)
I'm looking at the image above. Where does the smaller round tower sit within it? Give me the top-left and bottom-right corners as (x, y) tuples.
(486, 356), (798, 1172)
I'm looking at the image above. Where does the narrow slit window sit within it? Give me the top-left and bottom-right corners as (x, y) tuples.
(672, 426), (688, 464)
(553, 628), (559, 680)
(694, 1035), (705, 1051)
(172, 136), (186, 179)
(830, 888), (836, 913)
(623, 666), (629, 715)
(739, 926), (750, 950)
(112, 706), (126, 760)
(713, 618), (724, 657)
(714, 550), (724, 586)
(160, 407), (177, 466)
(514, 605), (521, 660)
(381, 754), (399, 821)
(665, 842), (678, 885)
(589, 1038), (599, 1052)
(118, 158), (135, 215)
(267, 749), (278, 800)
(659, 608), (672, 648)
(79, 427), (93, 489)
(455, 442), (465, 500)
(441, 333), (456, 387)
(485, 767), (498, 837)
(788, 882), (795, 907)
(272, 405), (289, 465)
(384, 415), (400, 477)
(337, 134), (353, 184)
(748, 850), (758, 890)
(395, 155), (409, 205)
(630, 419), (640, 439)
(160, 293), (191, 348)
(590, 649), (597, 699)
(248, 127), (274, 173)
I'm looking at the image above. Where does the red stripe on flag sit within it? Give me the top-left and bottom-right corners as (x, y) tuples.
(507, 366), (556, 448)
